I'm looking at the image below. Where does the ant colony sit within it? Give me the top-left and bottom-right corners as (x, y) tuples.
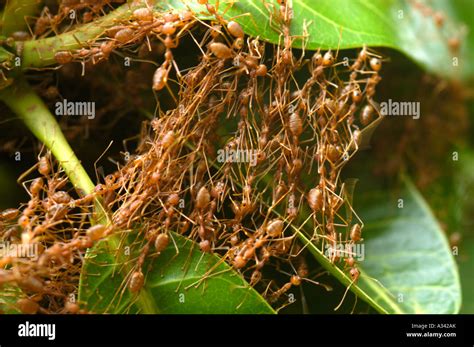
(0, 0), (385, 313)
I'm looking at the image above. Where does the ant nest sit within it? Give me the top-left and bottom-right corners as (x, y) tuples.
(0, 1), (384, 313)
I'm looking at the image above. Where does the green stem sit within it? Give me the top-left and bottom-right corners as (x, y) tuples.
(19, 0), (206, 69)
(0, 76), (94, 195)
(1, 75), (113, 307)
(21, 1), (144, 68)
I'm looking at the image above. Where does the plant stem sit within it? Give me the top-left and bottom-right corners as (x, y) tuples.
(1, 75), (113, 305)
(0, 76), (95, 195)
(19, 0), (206, 69)
(21, 1), (143, 68)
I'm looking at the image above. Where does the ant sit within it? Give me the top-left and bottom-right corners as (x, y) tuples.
(266, 251), (332, 308)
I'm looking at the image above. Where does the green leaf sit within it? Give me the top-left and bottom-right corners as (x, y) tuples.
(2, 0), (40, 36)
(21, 0), (472, 79)
(421, 149), (474, 313)
(459, 235), (474, 313)
(0, 45), (14, 64)
(295, 231), (390, 314)
(293, 175), (461, 314)
(78, 232), (276, 314)
(180, 0), (470, 78)
(354, 176), (462, 313)
(0, 285), (22, 313)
